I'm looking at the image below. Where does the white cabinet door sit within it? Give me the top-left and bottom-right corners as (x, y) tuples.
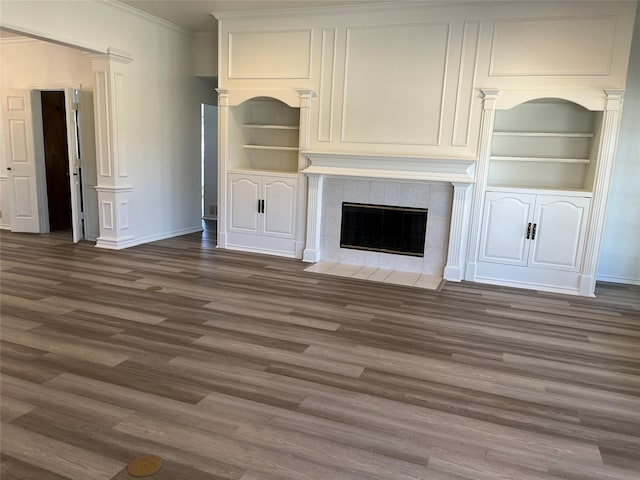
(529, 196), (590, 272)
(479, 192), (536, 266)
(228, 173), (260, 234)
(262, 177), (296, 238)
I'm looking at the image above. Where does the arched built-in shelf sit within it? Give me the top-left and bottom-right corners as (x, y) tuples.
(487, 98), (602, 190)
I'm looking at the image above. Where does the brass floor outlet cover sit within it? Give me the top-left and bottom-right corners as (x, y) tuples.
(127, 455), (163, 477)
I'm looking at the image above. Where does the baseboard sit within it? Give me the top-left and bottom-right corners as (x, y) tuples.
(95, 226), (203, 250)
(0, 224), (11, 231)
(443, 265), (463, 282)
(596, 274), (640, 286)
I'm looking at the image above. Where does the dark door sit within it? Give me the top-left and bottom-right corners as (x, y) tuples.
(41, 91), (72, 231)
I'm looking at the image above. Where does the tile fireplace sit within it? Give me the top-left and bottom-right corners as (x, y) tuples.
(302, 152), (476, 281)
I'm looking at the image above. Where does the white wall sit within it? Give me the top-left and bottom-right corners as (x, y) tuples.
(193, 32), (217, 78)
(1, 0), (216, 244)
(0, 37), (95, 233)
(598, 14), (640, 284)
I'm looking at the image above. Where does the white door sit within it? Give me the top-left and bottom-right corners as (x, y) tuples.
(529, 195), (590, 272)
(1, 89), (40, 232)
(77, 90), (98, 241)
(228, 173), (260, 234)
(64, 88), (84, 243)
(479, 192), (535, 266)
(262, 177), (296, 238)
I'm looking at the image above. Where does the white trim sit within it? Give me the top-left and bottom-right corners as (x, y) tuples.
(96, 225), (203, 250)
(302, 152), (476, 183)
(0, 36), (40, 45)
(104, 0), (190, 35)
(213, 1), (456, 20)
(0, 25), (104, 55)
(596, 274), (640, 286)
(473, 275), (587, 296)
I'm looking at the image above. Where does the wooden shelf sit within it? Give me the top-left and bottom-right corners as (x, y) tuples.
(243, 145), (299, 152)
(493, 131), (594, 138)
(244, 124), (299, 130)
(491, 156), (590, 164)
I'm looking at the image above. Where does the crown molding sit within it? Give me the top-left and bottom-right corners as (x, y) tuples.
(0, 36), (40, 45)
(211, 1), (500, 21)
(102, 0), (191, 36)
(193, 31), (216, 38)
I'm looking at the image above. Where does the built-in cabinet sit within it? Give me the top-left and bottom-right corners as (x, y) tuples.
(228, 172), (297, 243)
(218, 90), (313, 258)
(214, 1), (635, 295)
(468, 90), (624, 296)
(479, 192), (590, 272)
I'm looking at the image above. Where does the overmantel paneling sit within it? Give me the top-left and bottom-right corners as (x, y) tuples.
(228, 29), (313, 80)
(475, 2), (636, 90)
(341, 22), (450, 146)
(215, 1), (636, 157)
(489, 16), (617, 77)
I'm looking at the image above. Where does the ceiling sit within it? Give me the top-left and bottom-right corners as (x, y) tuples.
(118, 0), (385, 33)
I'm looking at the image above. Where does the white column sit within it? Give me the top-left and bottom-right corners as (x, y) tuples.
(296, 89), (315, 257)
(444, 182), (473, 281)
(216, 89), (230, 248)
(302, 174), (324, 262)
(579, 89), (625, 296)
(88, 48), (134, 249)
(464, 89), (500, 280)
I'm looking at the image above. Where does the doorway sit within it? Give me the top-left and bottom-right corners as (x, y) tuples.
(40, 90), (73, 232)
(202, 103), (218, 221)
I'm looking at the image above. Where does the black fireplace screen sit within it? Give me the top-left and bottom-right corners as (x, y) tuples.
(340, 202), (428, 257)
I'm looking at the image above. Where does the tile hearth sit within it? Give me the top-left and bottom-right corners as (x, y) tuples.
(304, 261), (443, 290)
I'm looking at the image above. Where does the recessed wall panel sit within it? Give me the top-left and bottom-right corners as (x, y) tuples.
(490, 17), (616, 76)
(13, 176), (34, 217)
(7, 96), (25, 112)
(452, 21), (480, 147)
(341, 23), (449, 145)
(318, 28), (336, 142)
(9, 120), (29, 163)
(229, 30), (312, 79)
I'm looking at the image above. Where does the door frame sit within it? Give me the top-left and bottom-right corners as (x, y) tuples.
(31, 83), (84, 240)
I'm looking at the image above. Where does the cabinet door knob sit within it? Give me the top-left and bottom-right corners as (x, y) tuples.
(526, 222), (532, 239)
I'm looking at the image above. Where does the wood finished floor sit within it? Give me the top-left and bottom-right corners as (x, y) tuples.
(1, 226), (639, 480)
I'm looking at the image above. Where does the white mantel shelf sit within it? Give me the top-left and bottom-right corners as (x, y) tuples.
(302, 152), (477, 184)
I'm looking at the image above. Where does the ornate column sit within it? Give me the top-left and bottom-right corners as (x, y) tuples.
(216, 89), (230, 248)
(464, 89), (500, 280)
(302, 174), (324, 262)
(89, 48), (134, 249)
(579, 89), (625, 296)
(296, 89), (315, 257)
(444, 182), (474, 281)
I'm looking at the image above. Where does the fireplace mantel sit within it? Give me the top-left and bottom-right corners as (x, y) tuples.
(302, 152), (477, 184)
(301, 152), (476, 282)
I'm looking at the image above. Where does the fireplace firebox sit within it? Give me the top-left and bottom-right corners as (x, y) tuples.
(340, 202), (428, 257)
